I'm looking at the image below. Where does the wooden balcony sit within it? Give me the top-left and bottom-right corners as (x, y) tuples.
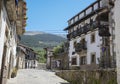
(64, 0), (109, 31)
(75, 42), (87, 53)
(98, 21), (110, 37)
(75, 43), (87, 56)
(23, 1), (26, 8)
(66, 20), (109, 40)
(72, 31), (77, 38)
(67, 21), (98, 40)
(109, 0), (115, 6)
(5, 0), (17, 21)
(67, 33), (71, 41)
(16, 0), (27, 35)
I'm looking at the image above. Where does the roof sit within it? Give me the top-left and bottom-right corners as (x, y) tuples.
(18, 44), (38, 55)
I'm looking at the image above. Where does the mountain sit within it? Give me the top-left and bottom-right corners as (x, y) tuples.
(24, 31), (46, 35)
(56, 34), (66, 38)
(20, 31), (66, 49)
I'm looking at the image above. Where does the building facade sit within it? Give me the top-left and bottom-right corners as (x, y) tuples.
(51, 42), (69, 70)
(16, 45), (26, 69)
(17, 44), (38, 69)
(114, 0), (120, 83)
(46, 42), (69, 70)
(64, 0), (114, 70)
(46, 49), (53, 69)
(0, 0), (27, 84)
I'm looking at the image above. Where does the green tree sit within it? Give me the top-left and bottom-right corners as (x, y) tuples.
(36, 49), (46, 63)
(53, 43), (64, 55)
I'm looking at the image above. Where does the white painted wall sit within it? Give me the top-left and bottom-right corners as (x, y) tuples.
(0, 5), (18, 71)
(87, 30), (102, 64)
(68, 30), (102, 66)
(114, 0), (120, 83)
(0, 9), (7, 69)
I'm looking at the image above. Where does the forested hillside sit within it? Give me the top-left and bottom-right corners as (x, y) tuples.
(20, 31), (66, 49)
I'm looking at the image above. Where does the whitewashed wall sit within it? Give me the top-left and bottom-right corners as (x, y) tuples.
(115, 0), (120, 83)
(69, 30), (102, 66)
(0, 5), (17, 70)
(0, 9), (7, 69)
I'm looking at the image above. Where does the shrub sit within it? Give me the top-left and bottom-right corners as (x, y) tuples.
(11, 68), (18, 78)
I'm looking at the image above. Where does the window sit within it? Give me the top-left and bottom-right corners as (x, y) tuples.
(75, 16), (79, 22)
(72, 58), (77, 65)
(72, 52), (75, 55)
(68, 21), (71, 25)
(80, 56), (86, 65)
(91, 53), (96, 64)
(91, 33), (95, 43)
(5, 27), (9, 38)
(74, 25), (78, 31)
(81, 38), (85, 43)
(74, 41), (77, 48)
(71, 19), (74, 24)
(90, 19), (93, 24)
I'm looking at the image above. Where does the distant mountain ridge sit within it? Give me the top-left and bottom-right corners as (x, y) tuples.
(20, 31), (66, 49)
(24, 31), (46, 35)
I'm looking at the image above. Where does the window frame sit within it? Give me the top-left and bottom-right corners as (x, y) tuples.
(91, 53), (96, 64)
(73, 41), (77, 48)
(80, 56), (86, 65)
(71, 57), (77, 65)
(91, 33), (95, 43)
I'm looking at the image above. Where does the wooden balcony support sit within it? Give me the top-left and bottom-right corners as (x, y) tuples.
(66, 20), (109, 40)
(5, 0), (17, 21)
(16, 0), (27, 35)
(75, 41), (87, 53)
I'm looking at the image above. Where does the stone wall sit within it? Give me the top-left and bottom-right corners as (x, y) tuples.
(56, 69), (117, 84)
(37, 63), (46, 70)
(51, 52), (69, 70)
(69, 64), (99, 70)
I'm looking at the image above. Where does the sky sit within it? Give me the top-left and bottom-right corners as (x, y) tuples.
(26, 0), (96, 34)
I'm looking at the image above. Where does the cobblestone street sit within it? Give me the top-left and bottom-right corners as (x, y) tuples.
(7, 69), (69, 84)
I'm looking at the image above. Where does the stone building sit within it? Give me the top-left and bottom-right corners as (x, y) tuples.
(16, 45), (26, 69)
(46, 48), (53, 69)
(0, 0), (27, 84)
(114, 0), (120, 83)
(17, 44), (38, 69)
(49, 42), (69, 70)
(64, 0), (115, 70)
(51, 52), (69, 70)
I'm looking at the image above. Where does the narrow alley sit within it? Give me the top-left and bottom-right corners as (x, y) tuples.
(7, 69), (69, 84)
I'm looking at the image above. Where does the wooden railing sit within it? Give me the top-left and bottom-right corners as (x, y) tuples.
(68, 0), (106, 26)
(67, 21), (109, 40)
(75, 42), (87, 52)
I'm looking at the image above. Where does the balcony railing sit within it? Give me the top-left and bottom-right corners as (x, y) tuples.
(67, 21), (109, 40)
(109, 0), (115, 6)
(69, 0), (107, 25)
(75, 42), (87, 53)
(16, 0), (27, 35)
(64, 0), (109, 31)
(98, 21), (110, 37)
(5, 0), (17, 21)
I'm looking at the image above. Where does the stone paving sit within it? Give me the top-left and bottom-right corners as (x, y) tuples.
(7, 69), (69, 84)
